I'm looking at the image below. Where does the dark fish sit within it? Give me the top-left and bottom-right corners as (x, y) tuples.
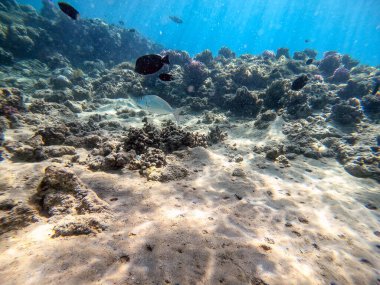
(169, 16), (183, 24)
(305, 39), (310, 43)
(291, 75), (309, 91)
(159, 73), (174, 81)
(119, 20), (125, 26)
(306, 58), (314, 65)
(58, 2), (80, 20)
(127, 28), (136, 33)
(135, 54), (170, 75)
(373, 81), (380, 95)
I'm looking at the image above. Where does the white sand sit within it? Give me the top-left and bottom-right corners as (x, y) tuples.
(0, 115), (379, 285)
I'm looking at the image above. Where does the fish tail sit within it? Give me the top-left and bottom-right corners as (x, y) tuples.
(162, 55), (170, 65)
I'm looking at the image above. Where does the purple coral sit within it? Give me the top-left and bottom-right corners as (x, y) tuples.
(262, 50), (275, 60)
(183, 60), (210, 89)
(329, 66), (350, 83)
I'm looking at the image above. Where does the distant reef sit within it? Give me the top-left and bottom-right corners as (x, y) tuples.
(0, 0), (162, 67)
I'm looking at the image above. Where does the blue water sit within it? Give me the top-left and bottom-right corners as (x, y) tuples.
(21, 0), (380, 65)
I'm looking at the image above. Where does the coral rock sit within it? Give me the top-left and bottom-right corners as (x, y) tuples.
(254, 110), (277, 129)
(329, 67), (350, 83)
(0, 202), (39, 235)
(207, 126), (227, 144)
(194, 49), (213, 66)
(330, 99), (364, 125)
(319, 53), (341, 76)
(264, 79), (289, 109)
(337, 79), (372, 99)
(218, 46), (236, 59)
(276, 48), (290, 59)
(224, 86), (263, 117)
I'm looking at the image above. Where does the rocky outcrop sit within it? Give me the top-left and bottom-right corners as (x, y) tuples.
(35, 165), (111, 237)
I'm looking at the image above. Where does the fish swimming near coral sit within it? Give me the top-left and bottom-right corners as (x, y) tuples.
(118, 20), (124, 26)
(306, 58), (314, 65)
(58, 2), (80, 20)
(304, 39), (310, 43)
(134, 95), (180, 122)
(159, 73), (174, 81)
(135, 54), (170, 75)
(127, 28), (136, 33)
(291, 75), (309, 91)
(169, 16), (183, 24)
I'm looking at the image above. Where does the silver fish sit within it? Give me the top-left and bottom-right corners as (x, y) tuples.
(134, 95), (180, 122)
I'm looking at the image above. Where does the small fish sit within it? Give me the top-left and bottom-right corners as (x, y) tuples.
(159, 73), (174, 81)
(291, 75), (309, 91)
(127, 28), (136, 33)
(119, 20), (125, 26)
(58, 2), (80, 20)
(169, 16), (183, 24)
(373, 81), (380, 95)
(305, 39), (310, 43)
(135, 54), (170, 75)
(306, 58), (314, 65)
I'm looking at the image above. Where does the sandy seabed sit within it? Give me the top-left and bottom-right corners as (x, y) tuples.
(0, 117), (379, 285)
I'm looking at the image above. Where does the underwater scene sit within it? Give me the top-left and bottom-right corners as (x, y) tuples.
(0, 0), (379, 284)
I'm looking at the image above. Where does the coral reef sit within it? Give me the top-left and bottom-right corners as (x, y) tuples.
(0, 0), (162, 67)
(1, 3), (380, 284)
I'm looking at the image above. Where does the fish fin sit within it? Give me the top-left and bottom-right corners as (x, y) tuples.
(162, 54), (170, 65)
